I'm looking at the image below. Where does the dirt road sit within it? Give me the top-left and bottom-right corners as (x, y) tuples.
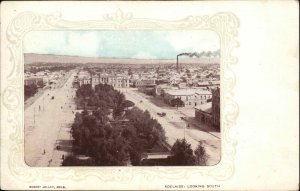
(24, 71), (77, 167)
(118, 88), (221, 165)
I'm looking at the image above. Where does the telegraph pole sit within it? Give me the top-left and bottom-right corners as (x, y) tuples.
(34, 106), (35, 124)
(184, 123), (186, 140)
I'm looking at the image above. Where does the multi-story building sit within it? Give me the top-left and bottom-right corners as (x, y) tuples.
(194, 87), (220, 130)
(164, 89), (212, 107)
(212, 87), (220, 129)
(135, 79), (156, 95)
(134, 79), (156, 87)
(195, 102), (212, 126)
(79, 77), (92, 86)
(79, 73), (130, 89)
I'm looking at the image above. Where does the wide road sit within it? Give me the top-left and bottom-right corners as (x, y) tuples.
(24, 70), (77, 167)
(118, 88), (221, 165)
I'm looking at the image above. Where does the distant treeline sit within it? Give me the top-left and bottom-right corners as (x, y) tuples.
(25, 63), (79, 74)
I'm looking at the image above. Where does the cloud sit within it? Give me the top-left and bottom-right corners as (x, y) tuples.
(24, 30), (220, 59)
(63, 32), (102, 57)
(24, 31), (102, 57)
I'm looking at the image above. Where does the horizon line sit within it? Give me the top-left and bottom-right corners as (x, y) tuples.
(24, 52), (220, 61)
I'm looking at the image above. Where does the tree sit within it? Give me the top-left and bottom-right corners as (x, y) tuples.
(128, 68), (133, 75)
(122, 100), (135, 110)
(37, 80), (44, 87)
(65, 82), (167, 166)
(24, 84), (38, 99)
(168, 139), (196, 165)
(170, 98), (184, 107)
(194, 141), (208, 166)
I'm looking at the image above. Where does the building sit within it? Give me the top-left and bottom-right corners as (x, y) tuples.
(79, 77), (91, 86)
(134, 79), (156, 87)
(155, 84), (176, 97)
(79, 73), (130, 89)
(212, 87), (220, 129)
(91, 75), (100, 88)
(98, 74), (130, 88)
(164, 89), (212, 107)
(135, 79), (156, 95)
(194, 87), (220, 130)
(195, 102), (212, 126)
(25, 77), (44, 87)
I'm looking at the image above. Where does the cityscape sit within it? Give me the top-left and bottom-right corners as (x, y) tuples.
(24, 31), (221, 166)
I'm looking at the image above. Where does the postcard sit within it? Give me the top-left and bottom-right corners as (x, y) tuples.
(1, 1), (299, 190)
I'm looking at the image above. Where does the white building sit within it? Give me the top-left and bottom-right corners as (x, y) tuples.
(164, 89), (212, 107)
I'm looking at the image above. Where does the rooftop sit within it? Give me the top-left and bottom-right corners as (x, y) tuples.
(166, 89), (212, 96)
(195, 102), (212, 113)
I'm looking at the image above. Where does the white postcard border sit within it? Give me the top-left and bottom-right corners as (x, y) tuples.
(2, 9), (239, 184)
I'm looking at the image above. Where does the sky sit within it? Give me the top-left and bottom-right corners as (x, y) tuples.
(24, 30), (220, 60)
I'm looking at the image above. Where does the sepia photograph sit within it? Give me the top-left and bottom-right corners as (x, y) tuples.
(24, 30), (221, 167)
(1, 1), (299, 190)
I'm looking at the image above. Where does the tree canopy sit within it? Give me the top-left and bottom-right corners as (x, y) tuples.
(64, 83), (207, 166)
(194, 141), (208, 166)
(64, 84), (166, 166)
(170, 98), (185, 107)
(24, 84), (38, 100)
(168, 139), (196, 165)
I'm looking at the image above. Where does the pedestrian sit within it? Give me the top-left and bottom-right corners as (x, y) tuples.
(43, 149), (46, 155)
(62, 154), (64, 160)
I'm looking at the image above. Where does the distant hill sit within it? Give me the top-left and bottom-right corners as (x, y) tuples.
(24, 53), (220, 66)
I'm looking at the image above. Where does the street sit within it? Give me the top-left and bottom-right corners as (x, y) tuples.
(24, 70), (77, 167)
(25, 78), (220, 166)
(118, 88), (221, 165)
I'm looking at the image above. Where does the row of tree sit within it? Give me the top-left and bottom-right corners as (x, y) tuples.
(64, 83), (208, 166)
(25, 65), (77, 74)
(168, 139), (207, 166)
(63, 84), (166, 166)
(24, 84), (38, 100)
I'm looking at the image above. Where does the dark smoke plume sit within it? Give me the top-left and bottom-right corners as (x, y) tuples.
(177, 50), (220, 58)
